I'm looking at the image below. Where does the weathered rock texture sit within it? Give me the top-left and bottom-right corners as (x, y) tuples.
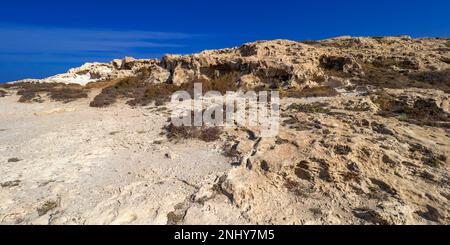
(13, 36), (449, 90)
(1, 36), (449, 225)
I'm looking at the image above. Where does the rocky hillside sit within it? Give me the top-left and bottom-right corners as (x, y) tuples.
(1, 36), (449, 224)
(10, 36), (450, 90)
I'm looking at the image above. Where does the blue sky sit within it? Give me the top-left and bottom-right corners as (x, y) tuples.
(1, 0), (449, 82)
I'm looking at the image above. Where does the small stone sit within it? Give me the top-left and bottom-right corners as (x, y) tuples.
(165, 152), (177, 160)
(1, 180), (21, 188)
(8, 158), (21, 163)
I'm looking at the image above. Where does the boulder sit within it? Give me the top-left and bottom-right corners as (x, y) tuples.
(112, 59), (123, 69)
(171, 66), (196, 86)
(121, 57), (137, 70)
(145, 65), (171, 84)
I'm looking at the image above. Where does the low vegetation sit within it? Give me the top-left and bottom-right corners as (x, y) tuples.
(90, 76), (182, 107)
(287, 102), (331, 114)
(1, 82), (88, 103)
(37, 200), (58, 216)
(164, 123), (222, 142)
(371, 90), (450, 128)
(90, 71), (240, 108)
(282, 86), (339, 98)
(84, 79), (118, 89)
(201, 72), (239, 93)
(359, 64), (450, 93)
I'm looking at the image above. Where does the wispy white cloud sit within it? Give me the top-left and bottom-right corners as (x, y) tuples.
(0, 23), (199, 61)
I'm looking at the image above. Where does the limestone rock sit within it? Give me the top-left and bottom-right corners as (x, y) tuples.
(145, 65), (171, 84)
(171, 66), (196, 86)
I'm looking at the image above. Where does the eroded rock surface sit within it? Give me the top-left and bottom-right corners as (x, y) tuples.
(1, 36), (449, 224)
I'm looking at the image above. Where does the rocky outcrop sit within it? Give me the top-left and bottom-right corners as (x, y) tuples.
(154, 37), (449, 91)
(11, 36), (449, 93)
(144, 64), (171, 84)
(11, 57), (159, 86)
(1, 36), (450, 225)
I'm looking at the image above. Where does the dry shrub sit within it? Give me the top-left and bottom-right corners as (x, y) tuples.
(371, 90), (450, 127)
(84, 79), (118, 89)
(205, 72), (239, 93)
(164, 123), (222, 142)
(90, 72), (240, 108)
(49, 86), (88, 102)
(342, 172), (361, 183)
(0, 89), (7, 97)
(301, 40), (320, 45)
(283, 86), (338, 98)
(320, 55), (353, 71)
(372, 56), (419, 70)
(358, 64), (450, 92)
(176, 72), (239, 96)
(90, 76), (149, 107)
(89, 87), (117, 107)
(89, 67), (163, 107)
(408, 70), (450, 93)
(135, 83), (181, 106)
(284, 179), (309, 197)
(200, 127), (223, 142)
(37, 200), (58, 216)
(222, 141), (241, 159)
(287, 102), (331, 114)
(3, 82), (88, 103)
(361, 64), (407, 88)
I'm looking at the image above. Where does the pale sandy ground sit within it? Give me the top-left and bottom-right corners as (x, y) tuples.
(0, 93), (233, 225)
(1, 89), (449, 225)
